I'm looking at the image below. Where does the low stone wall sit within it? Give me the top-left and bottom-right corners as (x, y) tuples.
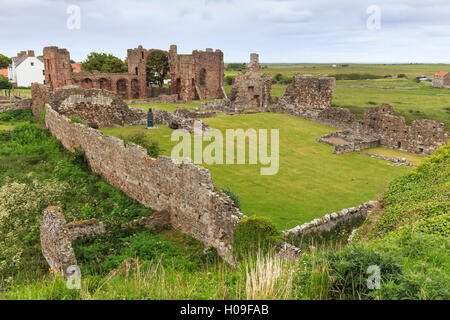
(0, 98), (32, 114)
(43, 105), (243, 262)
(283, 201), (378, 239)
(154, 109), (210, 133)
(173, 108), (216, 119)
(360, 153), (414, 167)
(160, 94), (179, 104)
(317, 130), (380, 155)
(148, 86), (171, 98)
(40, 207), (105, 276)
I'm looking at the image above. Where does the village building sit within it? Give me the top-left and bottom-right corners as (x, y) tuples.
(432, 71), (450, 88)
(8, 50), (45, 87)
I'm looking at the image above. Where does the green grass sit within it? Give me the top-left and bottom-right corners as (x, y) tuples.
(102, 110), (413, 229)
(361, 147), (425, 166)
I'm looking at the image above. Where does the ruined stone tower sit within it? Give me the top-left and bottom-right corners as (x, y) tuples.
(43, 47), (73, 90)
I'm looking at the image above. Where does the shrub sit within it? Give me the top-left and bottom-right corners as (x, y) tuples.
(123, 132), (162, 157)
(325, 245), (402, 299)
(10, 124), (48, 145)
(221, 186), (241, 209)
(397, 74), (407, 78)
(0, 109), (32, 122)
(225, 75), (234, 86)
(233, 216), (281, 257)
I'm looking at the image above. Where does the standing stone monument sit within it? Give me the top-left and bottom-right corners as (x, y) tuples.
(145, 108), (158, 129)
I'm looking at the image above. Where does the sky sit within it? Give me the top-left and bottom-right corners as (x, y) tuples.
(2, 0), (450, 63)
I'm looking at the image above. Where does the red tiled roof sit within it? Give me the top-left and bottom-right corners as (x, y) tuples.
(0, 69), (8, 77)
(435, 71), (448, 77)
(71, 63), (81, 73)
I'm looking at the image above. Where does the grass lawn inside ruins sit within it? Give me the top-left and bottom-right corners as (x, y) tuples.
(102, 106), (418, 229)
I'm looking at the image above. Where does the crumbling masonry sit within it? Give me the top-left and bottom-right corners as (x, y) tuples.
(228, 54), (273, 111)
(45, 45), (225, 102)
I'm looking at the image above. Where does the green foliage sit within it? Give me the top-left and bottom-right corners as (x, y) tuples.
(226, 63), (246, 71)
(0, 75), (11, 89)
(221, 186), (241, 210)
(329, 73), (384, 80)
(397, 74), (407, 78)
(272, 73), (292, 84)
(0, 109), (32, 122)
(0, 53), (11, 69)
(224, 75), (234, 86)
(10, 123), (49, 145)
(146, 51), (169, 87)
(81, 52), (127, 73)
(69, 115), (87, 126)
(233, 216), (281, 258)
(374, 144), (449, 236)
(122, 132), (162, 157)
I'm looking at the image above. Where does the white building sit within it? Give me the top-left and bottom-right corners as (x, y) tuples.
(8, 50), (45, 87)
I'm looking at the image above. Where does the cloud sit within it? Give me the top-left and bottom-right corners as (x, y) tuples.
(1, 0), (450, 62)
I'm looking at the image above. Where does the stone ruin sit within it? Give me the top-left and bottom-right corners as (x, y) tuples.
(44, 45), (226, 102)
(277, 73), (336, 109)
(31, 83), (211, 133)
(40, 207), (105, 276)
(228, 54), (273, 111)
(317, 103), (449, 155)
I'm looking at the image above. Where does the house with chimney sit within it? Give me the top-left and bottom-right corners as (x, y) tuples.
(8, 50), (45, 87)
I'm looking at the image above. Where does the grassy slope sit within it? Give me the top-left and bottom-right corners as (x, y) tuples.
(103, 111), (413, 229)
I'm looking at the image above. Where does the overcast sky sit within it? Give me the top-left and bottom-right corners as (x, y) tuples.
(2, 0), (450, 63)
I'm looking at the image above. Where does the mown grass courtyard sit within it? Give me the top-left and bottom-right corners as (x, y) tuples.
(102, 106), (417, 229)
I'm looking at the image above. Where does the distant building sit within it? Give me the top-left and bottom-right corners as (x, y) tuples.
(71, 63), (81, 73)
(0, 69), (8, 77)
(432, 71), (450, 88)
(8, 50), (45, 87)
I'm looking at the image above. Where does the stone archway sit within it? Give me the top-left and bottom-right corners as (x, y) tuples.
(99, 78), (111, 91)
(81, 78), (93, 89)
(116, 79), (128, 99)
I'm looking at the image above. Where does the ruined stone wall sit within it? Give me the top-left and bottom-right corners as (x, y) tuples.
(40, 207), (105, 276)
(0, 98), (32, 114)
(169, 45), (225, 102)
(32, 84), (145, 127)
(31, 83), (50, 117)
(43, 105), (242, 261)
(283, 201), (378, 239)
(279, 74), (335, 109)
(43, 47), (73, 90)
(355, 104), (449, 155)
(72, 70), (145, 100)
(228, 54), (272, 111)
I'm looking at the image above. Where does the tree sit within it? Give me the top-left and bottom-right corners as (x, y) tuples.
(81, 52), (127, 73)
(146, 51), (169, 87)
(0, 54), (12, 69)
(0, 75), (12, 89)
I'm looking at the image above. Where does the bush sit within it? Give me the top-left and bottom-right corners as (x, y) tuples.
(0, 75), (11, 89)
(10, 124), (49, 145)
(0, 109), (32, 123)
(123, 132), (162, 157)
(397, 74), (407, 78)
(225, 75), (234, 86)
(325, 245), (402, 299)
(221, 186), (241, 210)
(233, 216), (281, 257)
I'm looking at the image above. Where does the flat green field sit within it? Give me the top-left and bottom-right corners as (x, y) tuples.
(102, 109), (413, 229)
